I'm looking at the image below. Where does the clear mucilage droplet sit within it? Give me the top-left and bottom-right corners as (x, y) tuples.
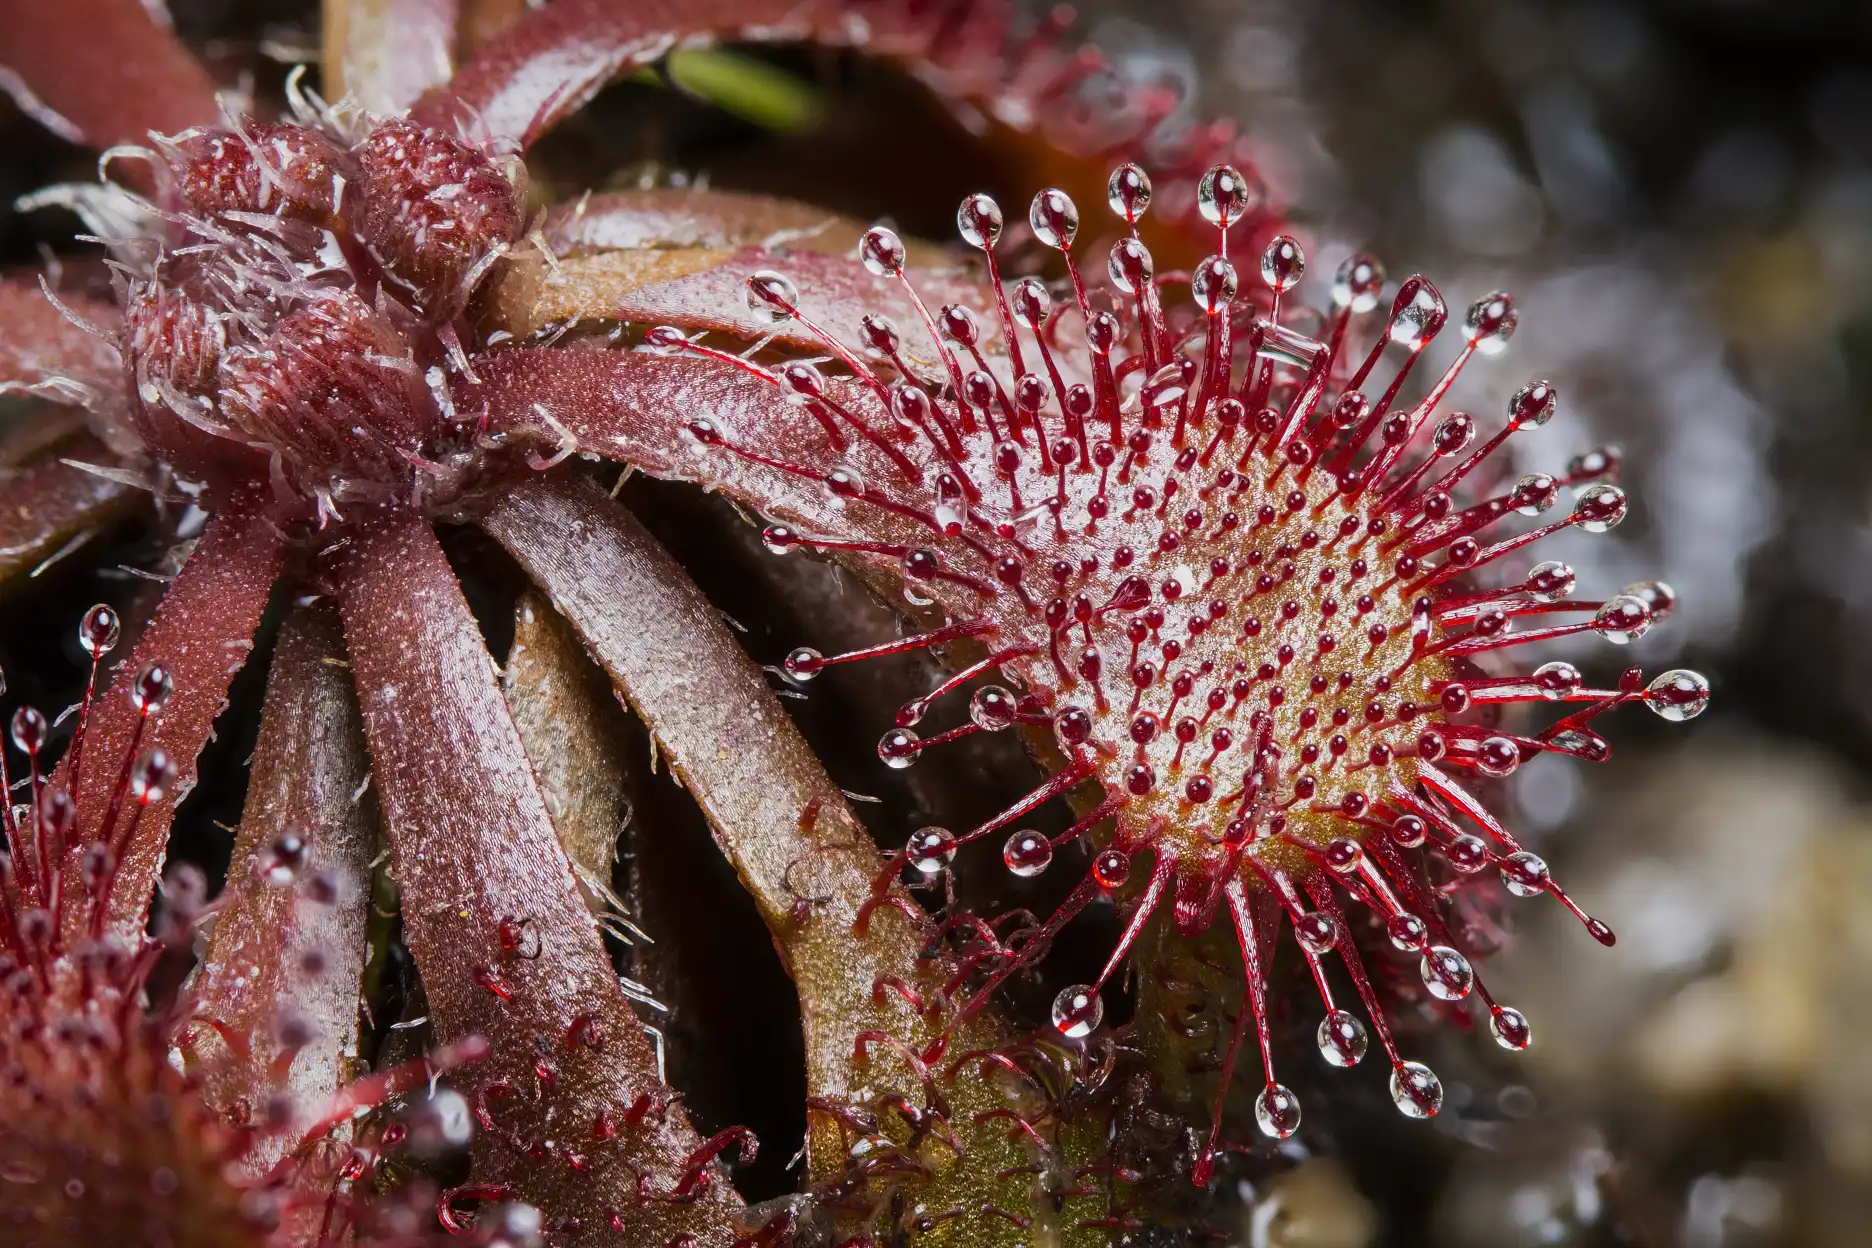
(1029, 188), (1080, 249)
(79, 604), (121, 656)
(1255, 1083), (1302, 1139)
(1420, 946), (1475, 1001)
(1464, 290), (1517, 354)
(859, 226), (907, 276)
(1645, 669), (1711, 721)
(905, 826), (956, 874)
(1260, 235), (1305, 292)
(1051, 984), (1103, 1038)
(1331, 253), (1385, 313)
(744, 270), (798, 323)
(1197, 163), (1258, 228)
(1002, 829), (1053, 877)
(1390, 1061), (1444, 1118)
(1500, 851), (1551, 897)
(1106, 163), (1152, 223)
(1296, 911), (1340, 954)
(956, 194), (1003, 250)
(1317, 1010), (1368, 1067)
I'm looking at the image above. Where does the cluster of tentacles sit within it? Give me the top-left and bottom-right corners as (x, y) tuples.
(0, 0), (1706, 1244)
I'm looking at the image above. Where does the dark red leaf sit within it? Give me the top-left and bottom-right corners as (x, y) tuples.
(461, 349), (933, 568)
(336, 510), (739, 1240)
(0, 278), (123, 399)
(0, 0), (219, 149)
(188, 602), (376, 1176)
(488, 244), (986, 355)
(56, 491), (285, 945)
(0, 436), (144, 586)
(412, 0), (796, 145)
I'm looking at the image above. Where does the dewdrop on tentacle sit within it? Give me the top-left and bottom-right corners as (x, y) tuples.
(650, 161), (1709, 1176)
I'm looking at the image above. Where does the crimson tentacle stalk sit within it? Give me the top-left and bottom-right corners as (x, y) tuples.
(462, 159), (1710, 1176)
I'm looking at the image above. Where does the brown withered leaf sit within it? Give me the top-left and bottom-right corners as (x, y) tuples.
(503, 587), (632, 917)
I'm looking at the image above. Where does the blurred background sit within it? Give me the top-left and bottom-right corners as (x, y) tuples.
(4, 1), (1871, 1244)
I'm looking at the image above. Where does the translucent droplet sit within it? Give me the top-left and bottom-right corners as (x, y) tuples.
(762, 525), (801, 555)
(1331, 253), (1385, 313)
(1512, 473), (1558, 515)
(1106, 163), (1152, 222)
(1526, 560), (1576, 602)
(1324, 836), (1363, 874)
(1477, 735), (1521, 777)
(645, 325), (689, 354)
(1197, 164), (1257, 228)
(1390, 815), (1427, 848)
(1508, 379), (1557, 428)
(1390, 1061), (1443, 1118)
(129, 749), (174, 805)
(1572, 484), (1627, 533)
(1054, 704), (1093, 749)
(905, 826), (956, 874)
(956, 194), (1003, 250)
(1388, 276), (1447, 348)
(1534, 660), (1582, 699)
(1447, 835), (1490, 873)
(1296, 911), (1339, 954)
(1593, 595), (1652, 645)
(859, 226), (907, 276)
(1108, 237), (1154, 294)
(130, 663), (173, 715)
(1255, 1083), (1302, 1139)
(1500, 851), (1550, 898)
(1621, 579), (1677, 623)
(1464, 290), (1517, 354)
(1092, 848), (1131, 889)
(780, 360), (827, 398)
(79, 604), (120, 656)
(970, 685), (1018, 731)
(1432, 413), (1475, 457)
(1011, 278), (1052, 328)
(1140, 360), (1191, 407)
(1645, 669), (1710, 722)
(1051, 984), (1103, 1038)
(1003, 830), (1053, 878)
(878, 728), (920, 769)
(1387, 912), (1428, 951)
(10, 705), (47, 754)
(1028, 188), (1079, 249)
(825, 465), (866, 502)
(1317, 1010), (1368, 1067)
(783, 647), (823, 679)
(1192, 257), (1238, 312)
(1489, 1006), (1532, 1051)
(744, 270), (798, 323)
(1260, 235), (1305, 293)
(1420, 945), (1474, 1001)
